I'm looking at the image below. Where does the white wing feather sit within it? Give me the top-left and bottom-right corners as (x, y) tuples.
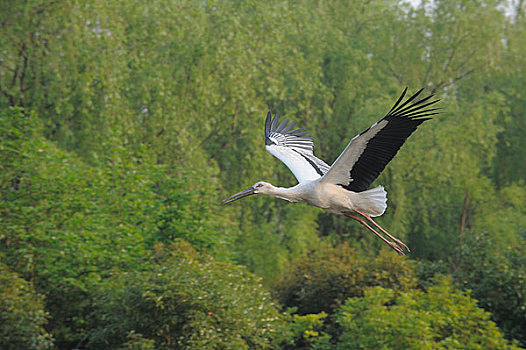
(265, 112), (330, 184)
(321, 120), (388, 186)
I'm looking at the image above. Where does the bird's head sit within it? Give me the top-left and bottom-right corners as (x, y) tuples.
(222, 181), (273, 204)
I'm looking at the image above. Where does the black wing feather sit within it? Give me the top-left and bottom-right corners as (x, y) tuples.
(343, 89), (439, 192)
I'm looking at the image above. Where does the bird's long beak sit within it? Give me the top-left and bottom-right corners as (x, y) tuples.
(223, 186), (256, 204)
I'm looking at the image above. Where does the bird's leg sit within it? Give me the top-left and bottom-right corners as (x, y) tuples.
(342, 212), (405, 256)
(351, 209), (410, 253)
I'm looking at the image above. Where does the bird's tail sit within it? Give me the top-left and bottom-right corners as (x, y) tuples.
(355, 185), (387, 217)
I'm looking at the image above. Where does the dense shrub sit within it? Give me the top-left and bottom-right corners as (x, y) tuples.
(89, 242), (287, 349)
(333, 278), (520, 350)
(274, 243), (417, 315)
(0, 263), (53, 350)
(0, 109), (232, 347)
(456, 231), (526, 346)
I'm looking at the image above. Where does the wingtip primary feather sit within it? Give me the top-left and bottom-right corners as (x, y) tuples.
(276, 118), (291, 132)
(387, 88), (439, 120)
(389, 88), (424, 115)
(280, 120), (297, 134)
(265, 111), (272, 136)
(270, 112), (279, 131)
(386, 87), (408, 115)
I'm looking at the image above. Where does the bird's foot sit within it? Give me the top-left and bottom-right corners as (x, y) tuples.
(394, 239), (410, 253)
(388, 241), (405, 256)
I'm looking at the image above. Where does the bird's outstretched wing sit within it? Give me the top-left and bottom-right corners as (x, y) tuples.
(321, 88), (439, 192)
(265, 112), (330, 184)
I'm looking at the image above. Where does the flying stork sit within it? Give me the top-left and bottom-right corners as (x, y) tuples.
(223, 88), (439, 255)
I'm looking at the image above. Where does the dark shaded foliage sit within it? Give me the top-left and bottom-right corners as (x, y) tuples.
(0, 262), (53, 350)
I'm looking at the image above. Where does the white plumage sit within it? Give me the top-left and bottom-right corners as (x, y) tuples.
(224, 88), (439, 255)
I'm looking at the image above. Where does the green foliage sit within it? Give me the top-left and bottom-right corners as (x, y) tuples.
(1, 0), (526, 347)
(282, 311), (331, 350)
(0, 262), (53, 350)
(490, 13), (526, 187)
(456, 232), (526, 346)
(470, 184), (526, 249)
(89, 242), (286, 350)
(335, 278), (520, 350)
(0, 108), (149, 346)
(122, 332), (155, 350)
(274, 244), (417, 315)
(0, 108), (232, 347)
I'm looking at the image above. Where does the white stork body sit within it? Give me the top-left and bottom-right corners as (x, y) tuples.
(224, 88), (439, 255)
(264, 181), (387, 217)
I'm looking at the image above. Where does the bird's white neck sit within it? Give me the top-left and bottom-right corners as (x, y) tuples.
(266, 184), (301, 202)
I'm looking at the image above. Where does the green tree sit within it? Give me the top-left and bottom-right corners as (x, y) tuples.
(490, 8), (526, 187)
(0, 262), (53, 350)
(0, 108), (232, 347)
(89, 242), (287, 350)
(456, 232), (526, 346)
(274, 244), (417, 315)
(1, 0), (525, 346)
(335, 278), (520, 350)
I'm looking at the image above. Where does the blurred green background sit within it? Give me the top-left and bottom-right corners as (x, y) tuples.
(1, 0), (524, 349)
